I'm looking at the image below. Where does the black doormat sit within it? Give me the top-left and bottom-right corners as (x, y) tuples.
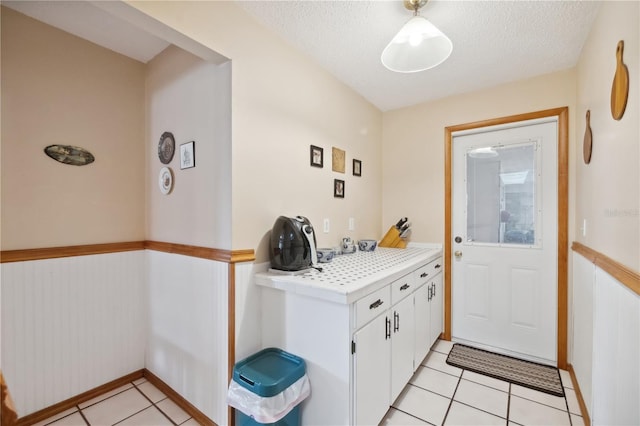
(446, 343), (564, 397)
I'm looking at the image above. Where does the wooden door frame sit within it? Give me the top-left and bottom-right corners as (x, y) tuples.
(444, 107), (569, 369)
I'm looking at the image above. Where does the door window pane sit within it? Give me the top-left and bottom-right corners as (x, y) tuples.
(466, 142), (538, 245)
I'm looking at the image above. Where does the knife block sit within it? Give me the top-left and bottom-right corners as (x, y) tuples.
(378, 227), (399, 247)
(379, 226), (407, 248)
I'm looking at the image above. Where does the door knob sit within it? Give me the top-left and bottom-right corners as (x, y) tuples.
(454, 250), (463, 258)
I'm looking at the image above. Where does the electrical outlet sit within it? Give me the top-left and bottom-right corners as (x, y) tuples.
(323, 218), (330, 233)
(582, 219), (587, 237)
(348, 217), (355, 231)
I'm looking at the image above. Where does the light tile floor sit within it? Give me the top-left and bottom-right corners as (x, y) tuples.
(34, 340), (583, 426)
(34, 378), (202, 426)
(382, 340), (585, 426)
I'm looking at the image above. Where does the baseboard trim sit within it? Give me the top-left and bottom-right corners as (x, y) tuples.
(1, 371), (18, 426)
(567, 364), (591, 426)
(11, 369), (217, 426)
(143, 369), (216, 426)
(14, 370), (144, 426)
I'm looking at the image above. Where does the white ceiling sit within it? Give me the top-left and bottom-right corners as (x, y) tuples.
(3, 0), (601, 112)
(2, 0), (170, 63)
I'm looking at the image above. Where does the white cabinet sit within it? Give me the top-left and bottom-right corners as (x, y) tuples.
(391, 294), (415, 400)
(414, 283), (431, 367)
(429, 272), (443, 346)
(413, 260), (444, 365)
(353, 285), (392, 425)
(354, 257), (443, 423)
(413, 276), (443, 366)
(354, 313), (390, 426)
(256, 247), (443, 425)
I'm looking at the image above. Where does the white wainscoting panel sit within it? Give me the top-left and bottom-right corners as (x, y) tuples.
(145, 250), (228, 425)
(592, 267), (639, 426)
(572, 250), (639, 425)
(1, 251), (146, 416)
(234, 261), (266, 362)
(571, 251), (595, 414)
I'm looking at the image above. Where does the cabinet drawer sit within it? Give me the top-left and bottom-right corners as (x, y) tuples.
(391, 272), (416, 305)
(355, 285), (390, 330)
(413, 257), (443, 286)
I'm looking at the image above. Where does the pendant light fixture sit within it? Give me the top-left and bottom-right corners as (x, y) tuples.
(381, 0), (452, 73)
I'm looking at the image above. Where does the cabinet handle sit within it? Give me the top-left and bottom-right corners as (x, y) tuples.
(385, 317), (391, 340)
(432, 283), (436, 297)
(394, 311), (399, 332)
(434, 264), (441, 269)
(420, 272), (428, 278)
(400, 283), (410, 291)
(428, 285), (432, 301)
(369, 299), (384, 310)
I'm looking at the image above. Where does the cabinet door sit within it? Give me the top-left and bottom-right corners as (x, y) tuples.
(429, 273), (444, 347)
(414, 284), (431, 368)
(391, 295), (415, 402)
(354, 313), (391, 426)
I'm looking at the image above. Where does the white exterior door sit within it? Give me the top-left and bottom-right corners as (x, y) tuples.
(451, 119), (558, 365)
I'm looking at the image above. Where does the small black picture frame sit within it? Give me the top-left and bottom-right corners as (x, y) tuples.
(180, 141), (195, 169)
(334, 179), (345, 198)
(353, 159), (362, 176)
(310, 145), (323, 168)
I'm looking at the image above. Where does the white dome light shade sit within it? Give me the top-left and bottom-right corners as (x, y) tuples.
(381, 15), (453, 73)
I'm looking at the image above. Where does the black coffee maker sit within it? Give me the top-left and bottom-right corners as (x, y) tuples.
(269, 216), (318, 271)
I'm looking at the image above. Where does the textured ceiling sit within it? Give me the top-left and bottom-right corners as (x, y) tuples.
(4, 1), (601, 112)
(237, 0), (601, 111)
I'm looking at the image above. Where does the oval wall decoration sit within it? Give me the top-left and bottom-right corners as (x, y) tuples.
(44, 145), (95, 166)
(610, 40), (629, 120)
(583, 110), (593, 164)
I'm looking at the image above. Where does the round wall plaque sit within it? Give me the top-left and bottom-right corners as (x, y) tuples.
(158, 132), (175, 164)
(158, 166), (174, 195)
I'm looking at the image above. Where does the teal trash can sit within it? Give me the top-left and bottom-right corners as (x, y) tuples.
(228, 348), (309, 426)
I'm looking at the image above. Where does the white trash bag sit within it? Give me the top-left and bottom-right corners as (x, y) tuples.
(227, 374), (310, 424)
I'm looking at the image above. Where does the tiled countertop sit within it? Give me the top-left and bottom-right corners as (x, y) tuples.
(255, 245), (442, 304)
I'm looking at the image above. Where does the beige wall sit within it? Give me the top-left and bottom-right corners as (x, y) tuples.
(0, 7), (146, 250)
(7, 0), (634, 273)
(128, 1), (383, 260)
(382, 69), (577, 246)
(575, 1), (639, 271)
(146, 46), (232, 248)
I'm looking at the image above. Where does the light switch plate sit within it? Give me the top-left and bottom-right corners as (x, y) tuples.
(348, 217), (355, 231)
(323, 218), (330, 233)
